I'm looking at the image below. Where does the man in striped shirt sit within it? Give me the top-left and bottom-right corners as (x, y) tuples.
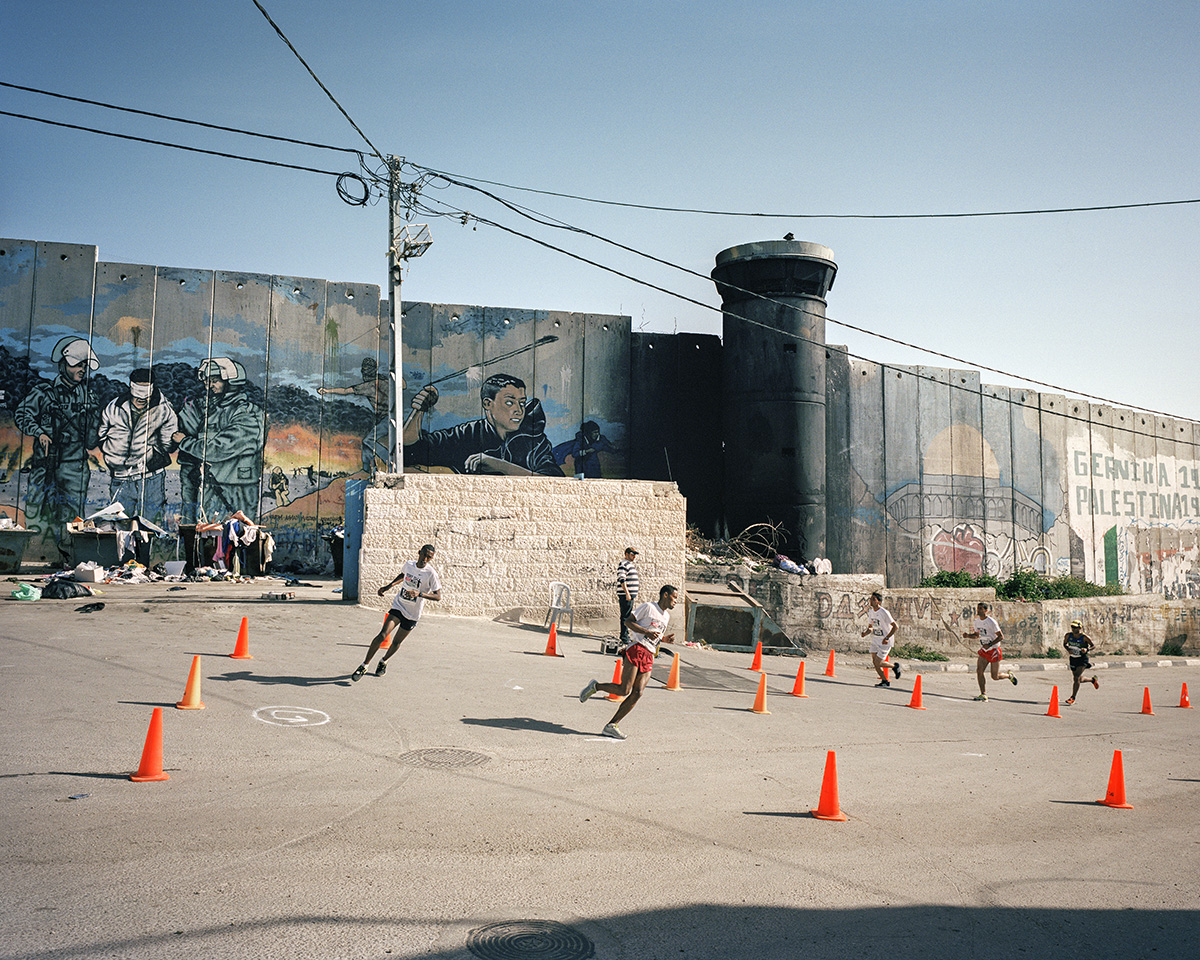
(616, 547), (639, 647)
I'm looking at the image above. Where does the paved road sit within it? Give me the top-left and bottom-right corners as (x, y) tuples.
(1, 582), (1197, 959)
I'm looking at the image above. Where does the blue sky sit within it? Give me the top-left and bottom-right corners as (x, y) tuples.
(2, 0), (1198, 420)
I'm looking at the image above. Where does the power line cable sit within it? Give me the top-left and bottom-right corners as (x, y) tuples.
(420, 172), (1197, 422)
(412, 189), (1196, 429)
(0, 80), (362, 154)
(414, 162), (1200, 220)
(0, 109), (354, 178)
(250, 0), (387, 169)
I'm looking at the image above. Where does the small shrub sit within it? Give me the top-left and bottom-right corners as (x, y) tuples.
(893, 642), (949, 662)
(1160, 638), (1185, 656)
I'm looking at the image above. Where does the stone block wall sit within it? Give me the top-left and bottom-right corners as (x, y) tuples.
(359, 474), (687, 620)
(687, 564), (1200, 656)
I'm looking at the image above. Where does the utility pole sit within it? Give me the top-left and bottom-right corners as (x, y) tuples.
(385, 157), (432, 476)
(387, 156), (403, 474)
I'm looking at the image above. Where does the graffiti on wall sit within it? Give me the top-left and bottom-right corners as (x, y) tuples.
(1070, 441), (1200, 597)
(883, 423), (1050, 580)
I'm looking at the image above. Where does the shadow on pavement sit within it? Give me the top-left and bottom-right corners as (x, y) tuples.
(206, 670), (352, 687)
(460, 716), (585, 736)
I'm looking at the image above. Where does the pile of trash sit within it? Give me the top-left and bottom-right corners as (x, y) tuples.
(686, 523), (834, 576)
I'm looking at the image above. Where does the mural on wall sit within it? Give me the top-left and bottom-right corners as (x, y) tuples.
(1068, 427), (1200, 598)
(0, 240), (382, 570)
(400, 304), (629, 479)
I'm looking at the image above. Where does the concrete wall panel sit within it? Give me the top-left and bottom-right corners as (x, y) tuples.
(980, 385), (1014, 579)
(824, 346), (851, 570)
(0, 240), (39, 529)
(1038, 394), (1071, 576)
(579, 314), (631, 482)
(915, 366), (951, 581)
(882, 365), (921, 585)
(846, 357), (886, 574)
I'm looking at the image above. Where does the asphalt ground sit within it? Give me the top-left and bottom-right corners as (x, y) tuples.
(1, 580), (1197, 960)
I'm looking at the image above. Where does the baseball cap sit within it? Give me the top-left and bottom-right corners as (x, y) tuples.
(1070, 619), (1082, 628)
(625, 546), (638, 554)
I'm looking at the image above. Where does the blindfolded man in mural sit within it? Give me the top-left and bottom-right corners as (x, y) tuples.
(98, 368), (178, 524)
(402, 373), (561, 476)
(14, 336), (102, 557)
(172, 357), (265, 522)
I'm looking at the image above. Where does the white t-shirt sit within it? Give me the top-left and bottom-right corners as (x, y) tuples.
(973, 616), (1001, 648)
(389, 560), (441, 621)
(867, 607), (896, 653)
(628, 600), (670, 655)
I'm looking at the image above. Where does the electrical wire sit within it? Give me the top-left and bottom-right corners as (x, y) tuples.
(0, 80), (362, 154)
(418, 172), (1198, 424)
(250, 0), (387, 169)
(411, 189), (1197, 431)
(0, 109), (355, 179)
(414, 162), (1200, 220)
(1, 77), (1192, 424)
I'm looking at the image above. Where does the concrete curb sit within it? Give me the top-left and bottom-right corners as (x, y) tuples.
(898, 657), (1200, 673)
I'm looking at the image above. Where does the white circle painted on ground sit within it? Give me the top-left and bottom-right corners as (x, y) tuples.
(252, 706), (331, 727)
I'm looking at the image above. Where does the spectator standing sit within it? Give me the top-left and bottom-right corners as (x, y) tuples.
(616, 547), (639, 646)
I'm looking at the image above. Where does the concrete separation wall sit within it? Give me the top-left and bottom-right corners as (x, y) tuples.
(688, 565), (1200, 657)
(360, 474), (687, 620)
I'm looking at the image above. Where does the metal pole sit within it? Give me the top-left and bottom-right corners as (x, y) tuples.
(387, 155), (403, 474)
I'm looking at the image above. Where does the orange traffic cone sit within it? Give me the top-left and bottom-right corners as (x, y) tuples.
(748, 641), (763, 671)
(907, 674), (927, 710)
(1140, 687), (1154, 715)
(543, 622), (562, 657)
(1179, 683), (1192, 709)
(810, 749), (848, 821)
(750, 672), (770, 714)
(790, 660), (808, 698)
(130, 707), (170, 782)
(823, 650), (836, 678)
(665, 652), (682, 691)
(175, 655), (205, 710)
(606, 659), (625, 701)
(230, 616), (253, 660)
(1046, 685), (1061, 718)
(1096, 749), (1133, 809)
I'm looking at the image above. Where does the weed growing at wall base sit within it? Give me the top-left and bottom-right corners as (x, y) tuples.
(919, 569), (1125, 601)
(892, 643), (949, 662)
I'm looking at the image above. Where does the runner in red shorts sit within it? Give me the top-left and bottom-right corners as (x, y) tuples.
(962, 601), (1017, 701)
(579, 584), (677, 739)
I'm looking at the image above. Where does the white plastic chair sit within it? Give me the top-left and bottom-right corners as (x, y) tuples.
(544, 580), (574, 634)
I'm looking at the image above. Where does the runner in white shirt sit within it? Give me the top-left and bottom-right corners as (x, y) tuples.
(861, 591), (902, 688)
(579, 584), (677, 740)
(962, 601), (1017, 701)
(351, 544), (442, 681)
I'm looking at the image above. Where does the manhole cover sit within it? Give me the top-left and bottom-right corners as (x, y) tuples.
(399, 748), (489, 769)
(467, 920), (594, 960)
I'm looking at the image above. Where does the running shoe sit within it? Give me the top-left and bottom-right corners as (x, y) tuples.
(973, 693), (988, 701)
(351, 664), (366, 682)
(1065, 697), (1075, 705)
(579, 679), (599, 702)
(602, 723), (627, 740)
(875, 680), (891, 687)
(375, 661), (387, 677)
(1091, 677), (1100, 689)
(1009, 673), (1019, 685)
(892, 661), (902, 680)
